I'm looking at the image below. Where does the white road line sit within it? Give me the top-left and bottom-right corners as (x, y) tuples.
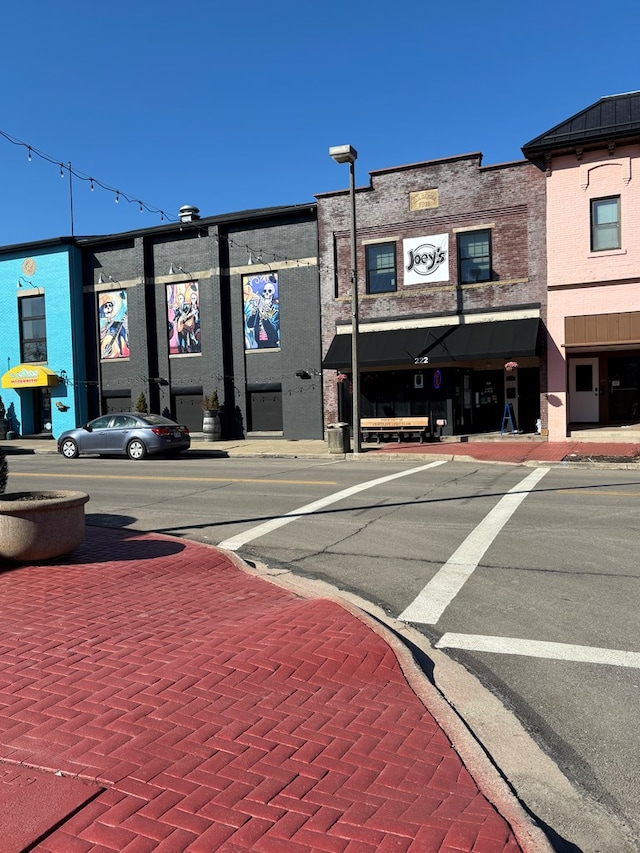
(436, 633), (640, 669)
(218, 460), (447, 551)
(399, 467), (550, 625)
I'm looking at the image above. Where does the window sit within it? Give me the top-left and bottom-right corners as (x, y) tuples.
(91, 416), (113, 429)
(458, 230), (491, 284)
(366, 243), (396, 293)
(111, 415), (137, 428)
(591, 196), (620, 251)
(19, 295), (47, 362)
(575, 363), (593, 392)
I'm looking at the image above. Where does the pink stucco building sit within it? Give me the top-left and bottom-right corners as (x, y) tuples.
(523, 93), (640, 441)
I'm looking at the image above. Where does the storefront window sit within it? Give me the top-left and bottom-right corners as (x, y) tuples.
(608, 357), (639, 421)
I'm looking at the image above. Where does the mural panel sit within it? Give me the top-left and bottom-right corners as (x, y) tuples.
(243, 273), (280, 351)
(167, 282), (201, 355)
(99, 290), (129, 359)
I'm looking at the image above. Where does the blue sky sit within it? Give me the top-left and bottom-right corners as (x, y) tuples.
(1, 0), (639, 246)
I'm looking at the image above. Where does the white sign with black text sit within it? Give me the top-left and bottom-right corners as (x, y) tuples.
(403, 234), (449, 285)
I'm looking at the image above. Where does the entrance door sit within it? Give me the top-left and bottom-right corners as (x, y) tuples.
(30, 388), (52, 434)
(569, 358), (599, 422)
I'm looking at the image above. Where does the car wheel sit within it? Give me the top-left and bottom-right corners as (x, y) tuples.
(60, 438), (79, 459)
(127, 439), (147, 460)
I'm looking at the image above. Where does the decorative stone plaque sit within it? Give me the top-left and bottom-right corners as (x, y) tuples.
(409, 189), (439, 211)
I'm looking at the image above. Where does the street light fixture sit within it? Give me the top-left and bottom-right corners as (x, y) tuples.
(329, 144), (360, 454)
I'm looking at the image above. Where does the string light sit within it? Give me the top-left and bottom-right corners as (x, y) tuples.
(0, 128), (333, 273)
(0, 128), (173, 224)
(219, 233), (323, 274)
(54, 367), (324, 395)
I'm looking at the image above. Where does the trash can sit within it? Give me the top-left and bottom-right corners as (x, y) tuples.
(327, 422), (351, 454)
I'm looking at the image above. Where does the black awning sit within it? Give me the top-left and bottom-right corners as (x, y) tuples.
(322, 318), (540, 370)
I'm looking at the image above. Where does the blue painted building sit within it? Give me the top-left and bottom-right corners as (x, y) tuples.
(0, 239), (88, 437)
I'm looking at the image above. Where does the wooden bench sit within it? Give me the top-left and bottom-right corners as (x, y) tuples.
(360, 417), (429, 444)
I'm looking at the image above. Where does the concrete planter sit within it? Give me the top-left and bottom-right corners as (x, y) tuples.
(0, 490), (90, 561)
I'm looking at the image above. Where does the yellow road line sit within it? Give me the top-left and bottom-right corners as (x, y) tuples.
(558, 489), (640, 497)
(9, 472), (338, 486)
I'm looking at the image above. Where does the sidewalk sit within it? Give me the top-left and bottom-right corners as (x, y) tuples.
(4, 431), (640, 467)
(0, 526), (552, 853)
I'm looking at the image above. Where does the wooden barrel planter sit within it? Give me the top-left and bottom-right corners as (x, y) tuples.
(0, 490), (90, 562)
(202, 410), (221, 442)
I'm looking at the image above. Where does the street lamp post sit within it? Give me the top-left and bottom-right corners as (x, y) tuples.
(329, 144), (360, 454)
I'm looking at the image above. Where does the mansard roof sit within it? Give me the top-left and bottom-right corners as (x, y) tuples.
(522, 92), (640, 164)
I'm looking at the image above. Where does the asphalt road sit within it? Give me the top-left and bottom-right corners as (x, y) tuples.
(6, 452), (640, 851)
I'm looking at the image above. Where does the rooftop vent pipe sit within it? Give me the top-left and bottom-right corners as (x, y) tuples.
(179, 205), (200, 222)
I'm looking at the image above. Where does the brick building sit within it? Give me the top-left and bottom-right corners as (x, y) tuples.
(317, 152), (547, 438)
(523, 92), (640, 441)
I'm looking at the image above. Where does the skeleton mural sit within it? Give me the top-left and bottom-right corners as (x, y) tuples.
(167, 282), (201, 355)
(243, 273), (280, 350)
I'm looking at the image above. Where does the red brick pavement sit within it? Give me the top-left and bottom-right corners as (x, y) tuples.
(0, 527), (542, 852)
(367, 440), (640, 464)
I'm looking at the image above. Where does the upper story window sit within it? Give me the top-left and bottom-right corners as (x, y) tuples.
(458, 230), (491, 284)
(591, 196), (621, 251)
(366, 243), (396, 294)
(19, 294), (47, 362)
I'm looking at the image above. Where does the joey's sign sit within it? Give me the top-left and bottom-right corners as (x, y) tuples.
(403, 234), (449, 285)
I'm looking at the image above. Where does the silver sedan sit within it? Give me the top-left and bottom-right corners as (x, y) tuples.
(57, 413), (191, 460)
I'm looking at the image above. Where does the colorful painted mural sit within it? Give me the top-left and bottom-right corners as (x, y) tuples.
(99, 290), (129, 359)
(167, 282), (200, 355)
(243, 273), (280, 350)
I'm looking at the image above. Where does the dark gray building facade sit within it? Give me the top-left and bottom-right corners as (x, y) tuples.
(78, 202), (323, 439)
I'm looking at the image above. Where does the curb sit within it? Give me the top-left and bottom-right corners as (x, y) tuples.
(4, 440), (640, 470)
(336, 600), (556, 853)
(219, 545), (555, 853)
(223, 545), (638, 851)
